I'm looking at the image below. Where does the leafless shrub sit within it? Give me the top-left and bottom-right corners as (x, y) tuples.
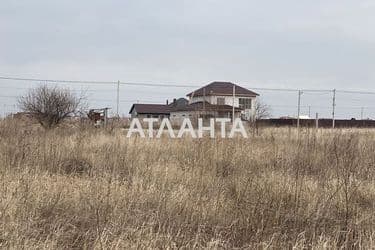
(255, 99), (271, 120)
(253, 100), (271, 135)
(18, 85), (86, 129)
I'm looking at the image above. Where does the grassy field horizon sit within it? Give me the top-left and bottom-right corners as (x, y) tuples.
(1, 119), (374, 249)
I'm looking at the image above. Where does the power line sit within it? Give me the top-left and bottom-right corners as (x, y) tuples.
(121, 81), (198, 88)
(0, 76), (116, 85)
(0, 76), (198, 88)
(0, 94), (163, 104)
(0, 86), (117, 93)
(0, 76), (307, 91)
(337, 90), (375, 95)
(3, 75), (375, 94)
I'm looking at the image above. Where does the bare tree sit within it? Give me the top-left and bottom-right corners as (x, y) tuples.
(18, 85), (85, 129)
(255, 100), (271, 120)
(252, 100), (271, 135)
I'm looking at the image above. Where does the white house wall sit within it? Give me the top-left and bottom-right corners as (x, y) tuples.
(190, 95), (255, 108)
(189, 95), (257, 121)
(170, 111), (197, 126)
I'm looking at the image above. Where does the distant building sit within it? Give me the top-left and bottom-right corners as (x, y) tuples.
(298, 115), (310, 120)
(279, 115), (310, 120)
(88, 108), (111, 126)
(128, 81), (259, 123)
(128, 98), (188, 119)
(129, 104), (170, 119)
(12, 112), (32, 120)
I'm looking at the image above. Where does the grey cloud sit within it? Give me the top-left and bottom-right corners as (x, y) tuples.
(1, 0), (375, 118)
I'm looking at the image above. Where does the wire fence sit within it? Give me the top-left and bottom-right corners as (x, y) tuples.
(1, 75), (375, 121)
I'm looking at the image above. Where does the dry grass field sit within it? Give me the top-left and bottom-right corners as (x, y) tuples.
(0, 119), (374, 249)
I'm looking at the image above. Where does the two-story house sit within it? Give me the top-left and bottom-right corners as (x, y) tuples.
(169, 81), (259, 123)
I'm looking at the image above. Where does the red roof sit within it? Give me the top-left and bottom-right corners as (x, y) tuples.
(187, 81), (258, 97)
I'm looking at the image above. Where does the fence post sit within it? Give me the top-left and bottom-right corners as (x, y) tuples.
(332, 89), (336, 128)
(116, 80), (120, 117)
(297, 90), (302, 130)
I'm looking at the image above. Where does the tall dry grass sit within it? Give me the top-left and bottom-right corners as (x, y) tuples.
(0, 119), (374, 249)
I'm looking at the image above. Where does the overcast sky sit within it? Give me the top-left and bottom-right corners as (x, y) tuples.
(1, 1), (375, 118)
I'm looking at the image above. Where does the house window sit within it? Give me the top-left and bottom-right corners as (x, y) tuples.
(217, 97), (225, 105)
(239, 98), (252, 109)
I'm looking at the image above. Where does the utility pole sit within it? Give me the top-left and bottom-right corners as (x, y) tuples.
(332, 89), (336, 129)
(232, 84), (236, 123)
(116, 80), (120, 117)
(297, 90), (302, 130)
(308, 105), (311, 118)
(361, 107), (364, 120)
(315, 112), (319, 130)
